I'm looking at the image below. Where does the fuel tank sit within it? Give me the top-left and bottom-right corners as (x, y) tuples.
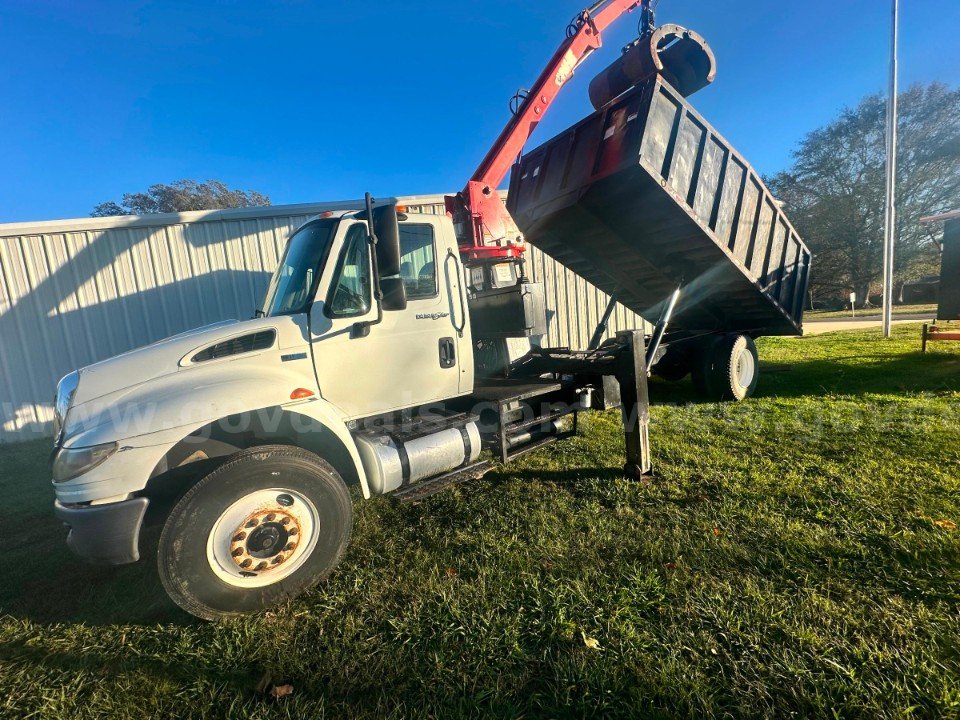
(355, 421), (482, 496)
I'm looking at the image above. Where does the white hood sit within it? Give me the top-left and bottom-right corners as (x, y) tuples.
(73, 319), (240, 406)
(63, 314), (317, 446)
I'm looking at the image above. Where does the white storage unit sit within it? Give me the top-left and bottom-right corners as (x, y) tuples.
(0, 195), (645, 441)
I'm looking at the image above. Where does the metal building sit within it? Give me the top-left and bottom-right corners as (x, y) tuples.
(0, 195), (644, 442)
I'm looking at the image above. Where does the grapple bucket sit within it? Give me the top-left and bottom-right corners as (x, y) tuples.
(589, 24), (716, 109)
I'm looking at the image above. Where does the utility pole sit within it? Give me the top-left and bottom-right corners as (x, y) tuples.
(882, 0), (900, 338)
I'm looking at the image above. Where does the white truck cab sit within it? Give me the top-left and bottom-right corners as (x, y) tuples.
(305, 211), (473, 419)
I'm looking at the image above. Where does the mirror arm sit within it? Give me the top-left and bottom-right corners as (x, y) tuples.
(353, 192), (385, 337)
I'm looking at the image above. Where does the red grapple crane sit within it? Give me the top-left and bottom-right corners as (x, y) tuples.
(446, 0), (644, 265)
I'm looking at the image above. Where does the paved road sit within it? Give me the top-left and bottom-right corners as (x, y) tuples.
(802, 313), (933, 335)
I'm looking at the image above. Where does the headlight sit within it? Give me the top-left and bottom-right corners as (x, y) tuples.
(53, 371), (80, 443)
(52, 442), (118, 482)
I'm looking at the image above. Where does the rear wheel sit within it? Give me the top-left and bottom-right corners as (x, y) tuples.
(691, 333), (759, 402)
(158, 445), (352, 620)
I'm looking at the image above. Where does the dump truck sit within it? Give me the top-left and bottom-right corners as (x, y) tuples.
(49, 0), (809, 620)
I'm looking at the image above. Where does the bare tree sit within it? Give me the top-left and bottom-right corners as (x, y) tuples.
(768, 83), (959, 307)
(92, 179), (271, 217)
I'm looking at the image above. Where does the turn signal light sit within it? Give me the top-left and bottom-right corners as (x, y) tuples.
(290, 388), (314, 400)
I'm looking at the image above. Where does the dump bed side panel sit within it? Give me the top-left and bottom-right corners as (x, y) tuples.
(508, 78), (811, 336)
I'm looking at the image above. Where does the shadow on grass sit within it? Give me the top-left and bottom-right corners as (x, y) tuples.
(0, 439), (189, 626)
(756, 352), (960, 399)
(648, 349), (960, 405)
(486, 465), (722, 510)
(0, 636), (261, 692)
(2, 518), (189, 626)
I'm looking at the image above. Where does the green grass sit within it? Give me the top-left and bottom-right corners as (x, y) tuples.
(806, 303), (937, 319)
(1, 323), (959, 719)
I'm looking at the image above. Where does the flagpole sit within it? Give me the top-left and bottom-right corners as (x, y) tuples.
(882, 0), (899, 338)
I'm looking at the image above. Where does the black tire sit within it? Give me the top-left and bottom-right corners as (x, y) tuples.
(158, 445), (352, 621)
(651, 347), (691, 382)
(691, 334), (759, 402)
(690, 336), (721, 397)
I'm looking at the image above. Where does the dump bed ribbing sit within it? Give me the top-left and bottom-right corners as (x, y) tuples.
(507, 77), (811, 336)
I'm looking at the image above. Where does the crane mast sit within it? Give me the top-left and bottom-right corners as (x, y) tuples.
(446, 0), (644, 265)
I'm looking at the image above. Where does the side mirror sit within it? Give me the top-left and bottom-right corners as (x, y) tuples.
(380, 276), (407, 311)
(372, 203), (402, 277)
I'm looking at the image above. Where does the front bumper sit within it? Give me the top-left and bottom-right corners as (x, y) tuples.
(54, 497), (149, 565)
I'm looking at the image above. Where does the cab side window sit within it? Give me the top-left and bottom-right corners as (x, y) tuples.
(398, 224), (436, 299)
(327, 225), (371, 317)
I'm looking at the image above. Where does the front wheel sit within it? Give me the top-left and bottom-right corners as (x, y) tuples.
(158, 445), (352, 620)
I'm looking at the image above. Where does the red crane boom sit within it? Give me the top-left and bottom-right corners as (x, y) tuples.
(446, 0), (643, 264)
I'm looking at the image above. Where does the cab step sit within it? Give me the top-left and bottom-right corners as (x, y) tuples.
(391, 460), (494, 505)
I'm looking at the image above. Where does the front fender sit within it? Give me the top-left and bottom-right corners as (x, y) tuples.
(151, 397), (372, 499)
(54, 396), (371, 504)
(272, 398), (372, 499)
(63, 361), (317, 448)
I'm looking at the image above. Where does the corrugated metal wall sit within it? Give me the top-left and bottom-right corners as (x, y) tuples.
(0, 195), (644, 442)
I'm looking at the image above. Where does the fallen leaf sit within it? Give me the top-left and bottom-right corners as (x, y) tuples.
(713, 527), (721, 537)
(270, 684), (294, 699)
(581, 630), (602, 650)
(445, 567), (458, 578)
(933, 519), (957, 530)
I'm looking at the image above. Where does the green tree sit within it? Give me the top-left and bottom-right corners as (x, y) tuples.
(768, 82), (960, 307)
(91, 179), (271, 217)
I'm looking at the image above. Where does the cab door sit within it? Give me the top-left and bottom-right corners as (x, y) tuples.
(309, 216), (469, 420)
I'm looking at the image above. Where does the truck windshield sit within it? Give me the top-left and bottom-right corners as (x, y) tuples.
(263, 219), (337, 316)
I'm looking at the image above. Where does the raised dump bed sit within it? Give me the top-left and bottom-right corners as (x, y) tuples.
(507, 76), (810, 336)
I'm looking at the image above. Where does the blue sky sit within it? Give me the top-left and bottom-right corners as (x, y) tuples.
(2, 0), (958, 223)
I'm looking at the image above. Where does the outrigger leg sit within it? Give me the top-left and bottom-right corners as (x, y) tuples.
(616, 330), (653, 480)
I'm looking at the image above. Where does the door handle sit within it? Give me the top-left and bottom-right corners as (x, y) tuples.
(439, 337), (456, 368)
